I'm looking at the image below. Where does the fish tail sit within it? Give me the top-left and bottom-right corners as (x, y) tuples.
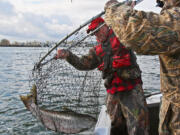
(20, 84), (38, 110)
(30, 84), (37, 104)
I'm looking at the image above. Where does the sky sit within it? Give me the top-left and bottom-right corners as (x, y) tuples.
(0, 0), (161, 42)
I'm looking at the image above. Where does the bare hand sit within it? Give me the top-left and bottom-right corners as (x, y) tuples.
(131, 1), (136, 8)
(126, 1), (136, 8)
(55, 49), (69, 59)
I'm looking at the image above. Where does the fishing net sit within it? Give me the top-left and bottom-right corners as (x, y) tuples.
(29, 16), (106, 119)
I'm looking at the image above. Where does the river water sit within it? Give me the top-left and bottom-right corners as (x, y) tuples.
(0, 47), (160, 135)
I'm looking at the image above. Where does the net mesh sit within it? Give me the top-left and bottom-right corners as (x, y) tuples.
(30, 20), (106, 118)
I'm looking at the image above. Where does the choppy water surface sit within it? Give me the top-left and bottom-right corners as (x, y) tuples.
(0, 47), (160, 135)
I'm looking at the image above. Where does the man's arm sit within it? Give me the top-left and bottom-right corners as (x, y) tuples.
(104, 2), (180, 55)
(56, 48), (101, 70)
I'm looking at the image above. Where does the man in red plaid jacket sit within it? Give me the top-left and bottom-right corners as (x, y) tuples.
(56, 17), (149, 135)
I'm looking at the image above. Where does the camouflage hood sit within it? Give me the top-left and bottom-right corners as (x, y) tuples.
(162, 0), (180, 9)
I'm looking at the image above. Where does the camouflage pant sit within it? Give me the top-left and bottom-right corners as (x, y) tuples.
(106, 84), (149, 135)
(159, 97), (180, 135)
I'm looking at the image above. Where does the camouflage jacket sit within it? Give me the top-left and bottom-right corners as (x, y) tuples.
(104, 1), (180, 105)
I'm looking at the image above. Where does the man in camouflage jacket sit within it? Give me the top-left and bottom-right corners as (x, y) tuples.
(104, 0), (180, 134)
(56, 17), (149, 135)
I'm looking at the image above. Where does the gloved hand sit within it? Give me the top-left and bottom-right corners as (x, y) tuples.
(55, 49), (69, 59)
(104, 0), (119, 10)
(104, 0), (136, 10)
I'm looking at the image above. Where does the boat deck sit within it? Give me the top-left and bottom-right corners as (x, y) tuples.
(95, 94), (162, 135)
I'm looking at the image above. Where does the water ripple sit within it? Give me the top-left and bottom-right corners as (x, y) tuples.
(0, 47), (160, 135)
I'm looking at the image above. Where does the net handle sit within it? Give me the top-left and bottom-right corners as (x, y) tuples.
(36, 0), (143, 67)
(36, 11), (104, 67)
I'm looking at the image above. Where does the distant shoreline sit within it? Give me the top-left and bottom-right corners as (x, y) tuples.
(0, 45), (45, 47)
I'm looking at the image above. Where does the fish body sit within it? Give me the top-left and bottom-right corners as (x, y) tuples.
(20, 85), (96, 134)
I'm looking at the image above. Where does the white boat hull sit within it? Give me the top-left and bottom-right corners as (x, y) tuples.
(94, 94), (162, 135)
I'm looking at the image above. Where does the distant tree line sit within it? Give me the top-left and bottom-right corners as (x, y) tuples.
(0, 39), (10, 46)
(0, 38), (96, 48)
(0, 38), (55, 47)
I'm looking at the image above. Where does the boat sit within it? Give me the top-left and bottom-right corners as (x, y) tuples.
(94, 94), (162, 135)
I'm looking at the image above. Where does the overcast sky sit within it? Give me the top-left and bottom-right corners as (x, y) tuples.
(0, 0), (161, 42)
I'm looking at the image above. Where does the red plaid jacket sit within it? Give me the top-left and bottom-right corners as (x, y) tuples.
(95, 30), (142, 94)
